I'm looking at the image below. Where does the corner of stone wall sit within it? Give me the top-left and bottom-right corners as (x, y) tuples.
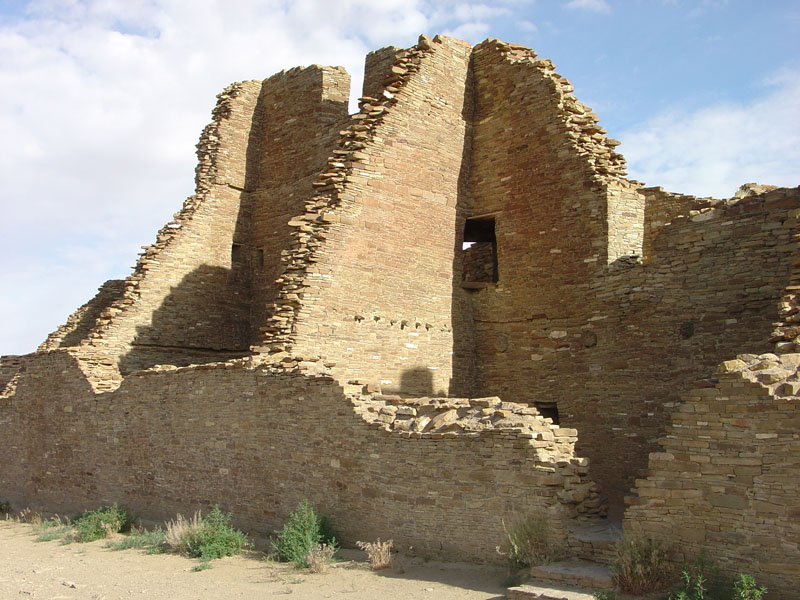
(623, 350), (800, 597)
(0, 355), (26, 398)
(353, 393), (607, 520)
(472, 38), (642, 265)
(362, 45), (402, 99)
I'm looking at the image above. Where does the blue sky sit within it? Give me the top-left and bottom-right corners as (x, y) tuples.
(1, 0), (798, 355)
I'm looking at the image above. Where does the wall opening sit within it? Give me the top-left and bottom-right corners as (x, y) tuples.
(462, 216), (498, 286)
(231, 243), (244, 264)
(534, 401), (559, 425)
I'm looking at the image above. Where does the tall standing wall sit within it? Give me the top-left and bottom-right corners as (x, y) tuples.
(260, 36), (477, 396)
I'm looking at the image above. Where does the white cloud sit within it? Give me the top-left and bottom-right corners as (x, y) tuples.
(442, 21), (492, 42)
(564, 0), (611, 14)
(620, 69), (800, 197)
(0, 0), (433, 355)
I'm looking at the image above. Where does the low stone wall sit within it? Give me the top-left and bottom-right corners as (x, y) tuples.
(0, 351), (602, 563)
(624, 353), (800, 599)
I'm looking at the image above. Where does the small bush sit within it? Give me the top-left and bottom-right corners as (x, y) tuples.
(613, 533), (670, 594)
(500, 512), (565, 569)
(732, 574), (766, 600)
(306, 543), (336, 573)
(273, 501), (337, 568)
(0, 500), (11, 515)
(165, 505), (248, 561)
(107, 525), (167, 552)
(356, 538), (393, 570)
(71, 504), (131, 542)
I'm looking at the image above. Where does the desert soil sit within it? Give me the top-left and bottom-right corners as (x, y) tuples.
(0, 520), (509, 600)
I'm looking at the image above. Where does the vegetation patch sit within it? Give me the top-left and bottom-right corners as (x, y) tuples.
(165, 505), (248, 561)
(71, 504), (131, 542)
(667, 554), (767, 600)
(272, 500), (337, 568)
(33, 517), (73, 543)
(499, 512), (566, 569)
(356, 538), (393, 570)
(612, 533), (670, 594)
(107, 525), (167, 554)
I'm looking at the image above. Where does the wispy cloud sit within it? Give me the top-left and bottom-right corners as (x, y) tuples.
(620, 68), (800, 197)
(564, 0), (611, 14)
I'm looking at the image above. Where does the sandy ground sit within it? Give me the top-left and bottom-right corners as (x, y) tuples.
(0, 520), (509, 600)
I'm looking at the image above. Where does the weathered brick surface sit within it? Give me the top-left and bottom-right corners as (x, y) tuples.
(1, 34), (798, 594)
(624, 354), (800, 599)
(0, 351), (594, 562)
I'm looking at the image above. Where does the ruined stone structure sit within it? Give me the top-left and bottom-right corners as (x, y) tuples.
(1, 35), (798, 597)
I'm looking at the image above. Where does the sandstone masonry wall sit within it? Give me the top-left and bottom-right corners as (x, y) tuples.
(258, 36), (476, 396)
(75, 82), (264, 377)
(624, 353), (800, 599)
(39, 279), (125, 351)
(246, 66), (350, 345)
(0, 351), (600, 563)
(522, 188), (799, 516)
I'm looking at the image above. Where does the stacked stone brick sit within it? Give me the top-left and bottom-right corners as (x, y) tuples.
(1, 34), (798, 596)
(625, 352), (800, 597)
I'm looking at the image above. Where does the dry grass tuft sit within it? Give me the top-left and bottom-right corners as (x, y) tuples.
(356, 538), (393, 570)
(17, 507), (43, 525)
(613, 533), (670, 594)
(500, 512), (566, 569)
(165, 511), (205, 556)
(306, 543), (336, 573)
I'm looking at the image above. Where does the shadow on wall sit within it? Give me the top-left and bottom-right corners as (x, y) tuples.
(448, 51), (479, 399)
(398, 367), (435, 396)
(119, 265), (251, 375)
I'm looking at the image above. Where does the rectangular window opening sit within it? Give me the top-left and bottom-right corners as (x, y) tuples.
(231, 243), (244, 264)
(462, 216), (498, 285)
(256, 247), (264, 269)
(534, 402), (560, 425)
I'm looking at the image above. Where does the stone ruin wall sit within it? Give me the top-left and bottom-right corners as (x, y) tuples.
(624, 354), (800, 598)
(66, 80), (263, 381)
(246, 66), (350, 344)
(0, 350), (599, 563)
(1, 34), (798, 595)
(256, 36), (477, 397)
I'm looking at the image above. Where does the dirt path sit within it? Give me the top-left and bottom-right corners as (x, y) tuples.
(1, 521), (508, 599)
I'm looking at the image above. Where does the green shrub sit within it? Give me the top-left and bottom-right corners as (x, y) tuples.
(273, 500), (337, 568)
(71, 504), (131, 542)
(107, 525), (167, 552)
(669, 554), (724, 600)
(0, 499), (11, 515)
(612, 533), (670, 594)
(165, 505), (248, 561)
(732, 574), (766, 600)
(500, 512), (566, 569)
